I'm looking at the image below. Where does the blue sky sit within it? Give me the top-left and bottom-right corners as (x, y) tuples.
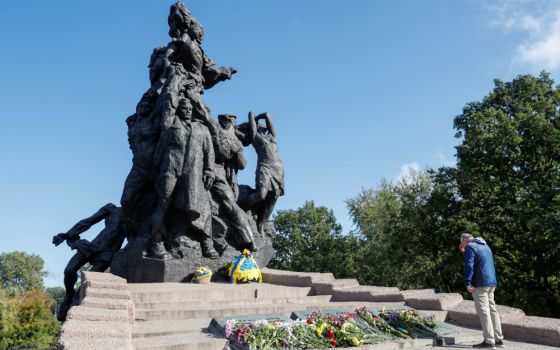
(1, 0), (559, 287)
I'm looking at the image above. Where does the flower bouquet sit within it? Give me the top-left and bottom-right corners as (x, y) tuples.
(228, 249), (262, 284)
(191, 265), (212, 284)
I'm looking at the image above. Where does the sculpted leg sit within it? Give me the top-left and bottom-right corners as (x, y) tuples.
(58, 253), (88, 321)
(212, 180), (256, 250)
(256, 195), (277, 236)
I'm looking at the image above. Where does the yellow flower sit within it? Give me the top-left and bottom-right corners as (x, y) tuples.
(268, 324), (275, 330)
(317, 322), (327, 336)
(350, 336), (363, 346)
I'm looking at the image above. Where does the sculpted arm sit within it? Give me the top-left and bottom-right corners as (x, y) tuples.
(203, 129), (216, 190)
(236, 152), (247, 170)
(53, 204), (115, 246)
(248, 111), (257, 142)
(262, 112), (277, 139)
(202, 50), (237, 89)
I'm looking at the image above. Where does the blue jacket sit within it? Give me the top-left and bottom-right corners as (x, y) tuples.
(464, 237), (497, 288)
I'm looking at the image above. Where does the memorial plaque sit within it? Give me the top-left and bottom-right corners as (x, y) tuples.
(290, 308), (354, 321)
(211, 313), (291, 332)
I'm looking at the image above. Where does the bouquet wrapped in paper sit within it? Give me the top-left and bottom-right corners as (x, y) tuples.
(192, 266), (212, 284)
(228, 249), (262, 284)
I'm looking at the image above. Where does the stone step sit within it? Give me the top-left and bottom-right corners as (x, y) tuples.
(447, 300), (525, 328)
(83, 287), (132, 300)
(60, 319), (131, 338)
(132, 333), (227, 350)
(67, 306), (130, 323)
(405, 293), (463, 311)
(332, 285), (404, 302)
(82, 271), (128, 284)
(57, 337), (133, 350)
(134, 294), (333, 310)
(260, 267), (335, 287)
(128, 282), (312, 303)
(501, 315), (560, 347)
(133, 319), (212, 338)
(312, 279), (360, 295)
(135, 301), (406, 321)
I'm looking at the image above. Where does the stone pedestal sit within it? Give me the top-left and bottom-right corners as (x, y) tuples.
(111, 232), (275, 283)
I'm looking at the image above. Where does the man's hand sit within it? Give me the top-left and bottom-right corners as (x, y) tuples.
(52, 233), (67, 246)
(467, 285), (475, 293)
(226, 67), (237, 79)
(203, 175), (214, 190)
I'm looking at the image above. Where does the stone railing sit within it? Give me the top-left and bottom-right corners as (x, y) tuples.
(261, 267), (560, 347)
(57, 271), (135, 350)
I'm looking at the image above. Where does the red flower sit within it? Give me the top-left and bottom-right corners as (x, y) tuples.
(330, 340), (337, 347)
(306, 316), (313, 324)
(326, 330), (336, 340)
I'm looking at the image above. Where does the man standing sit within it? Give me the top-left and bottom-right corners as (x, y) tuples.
(459, 233), (504, 348)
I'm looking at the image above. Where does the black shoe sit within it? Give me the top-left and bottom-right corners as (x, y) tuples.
(495, 340), (504, 348)
(472, 342), (495, 349)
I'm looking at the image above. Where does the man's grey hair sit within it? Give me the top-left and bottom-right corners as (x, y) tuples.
(460, 232), (473, 241)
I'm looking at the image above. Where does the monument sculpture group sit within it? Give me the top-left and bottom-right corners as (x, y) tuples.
(53, 2), (284, 321)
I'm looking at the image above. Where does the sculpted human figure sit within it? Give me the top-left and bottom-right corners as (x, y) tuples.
(151, 97), (217, 258)
(244, 112), (285, 235)
(52, 203), (125, 321)
(165, 2), (236, 119)
(203, 113), (256, 251)
(121, 90), (159, 232)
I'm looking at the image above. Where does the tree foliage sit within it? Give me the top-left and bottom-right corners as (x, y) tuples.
(0, 289), (59, 350)
(346, 171), (466, 292)
(0, 251), (47, 292)
(270, 201), (360, 279)
(0, 252), (60, 349)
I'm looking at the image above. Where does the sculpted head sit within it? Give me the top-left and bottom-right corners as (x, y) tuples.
(257, 120), (268, 135)
(168, 2), (191, 38)
(136, 90), (156, 118)
(177, 98), (193, 121)
(218, 114), (236, 129)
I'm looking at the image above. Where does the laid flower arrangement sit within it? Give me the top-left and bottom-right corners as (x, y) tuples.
(228, 249), (262, 284)
(225, 307), (438, 349)
(356, 307), (438, 339)
(191, 265), (212, 284)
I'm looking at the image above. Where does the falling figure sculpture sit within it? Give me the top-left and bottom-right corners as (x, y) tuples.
(52, 203), (125, 321)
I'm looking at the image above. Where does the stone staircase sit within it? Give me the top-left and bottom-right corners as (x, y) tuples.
(57, 269), (560, 350)
(129, 282), (407, 349)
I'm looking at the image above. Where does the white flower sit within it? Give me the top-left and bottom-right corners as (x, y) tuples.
(225, 319), (237, 337)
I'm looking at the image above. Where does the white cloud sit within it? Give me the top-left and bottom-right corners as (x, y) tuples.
(396, 162), (421, 185)
(517, 13), (560, 70)
(485, 0), (560, 71)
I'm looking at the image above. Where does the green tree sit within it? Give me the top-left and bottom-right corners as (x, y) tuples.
(0, 289), (60, 350)
(0, 251), (47, 292)
(452, 72), (560, 316)
(346, 170), (466, 292)
(270, 201), (361, 279)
